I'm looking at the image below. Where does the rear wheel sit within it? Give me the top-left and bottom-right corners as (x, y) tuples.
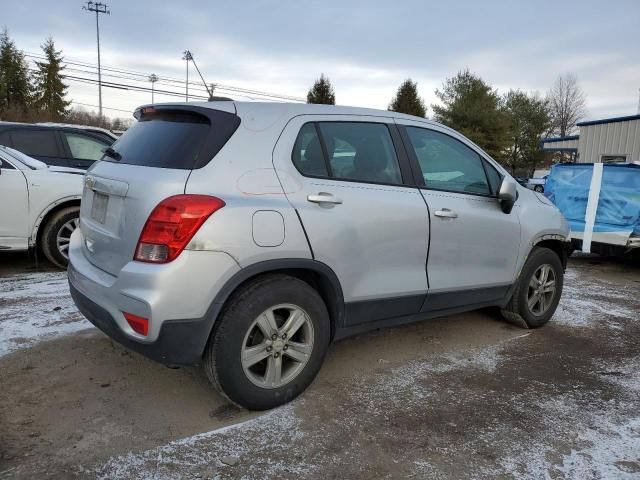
(204, 274), (330, 410)
(41, 206), (80, 269)
(501, 247), (563, 328)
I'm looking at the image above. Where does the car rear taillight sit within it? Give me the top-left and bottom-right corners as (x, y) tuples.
(134, 194), (225, 264)
(123, 312), (149, 336)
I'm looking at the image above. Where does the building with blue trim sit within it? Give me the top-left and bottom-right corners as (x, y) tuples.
(541, 114), (640, 163)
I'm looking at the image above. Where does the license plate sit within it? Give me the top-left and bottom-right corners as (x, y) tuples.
(91, 192), (109, 224)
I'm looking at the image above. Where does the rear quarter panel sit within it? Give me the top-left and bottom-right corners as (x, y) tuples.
(185, 103), (312, 265)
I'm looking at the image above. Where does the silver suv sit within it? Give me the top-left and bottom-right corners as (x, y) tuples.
(68, 102), (570, 410)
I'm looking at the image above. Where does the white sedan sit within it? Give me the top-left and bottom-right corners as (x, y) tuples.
(0, 145), (84, 267)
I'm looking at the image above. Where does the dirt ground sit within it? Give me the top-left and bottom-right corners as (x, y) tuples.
(0, 252), (639, 479)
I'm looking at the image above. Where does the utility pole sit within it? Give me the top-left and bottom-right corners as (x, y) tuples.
(82, 2), (110, 120)
(149, 74), (158, 104)
(182, 50), (192, 101)
(637, 88), (640, 114)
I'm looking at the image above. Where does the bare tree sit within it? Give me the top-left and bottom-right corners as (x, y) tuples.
(547, 73), (587, 137)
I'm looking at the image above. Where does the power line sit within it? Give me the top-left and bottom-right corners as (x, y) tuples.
(70, 100), (132, 114)
(23, 51), (306, 102)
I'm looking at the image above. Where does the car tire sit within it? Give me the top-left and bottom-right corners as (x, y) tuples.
(203, 274), (331, 410)
(534, 185), (544, 193)
(501, 247), (563, 328)
(41, 206), (80, 269)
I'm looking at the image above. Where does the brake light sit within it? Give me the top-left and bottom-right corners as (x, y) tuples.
(123, 312), (149, 336)
(134, 194), (225, 263)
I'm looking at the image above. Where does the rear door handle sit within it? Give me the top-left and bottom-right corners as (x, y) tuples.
(434, 208), (458, 218)
(307, 192), (343, 205)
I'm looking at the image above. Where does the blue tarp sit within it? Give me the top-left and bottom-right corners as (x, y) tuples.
(545, 163), (640, 235)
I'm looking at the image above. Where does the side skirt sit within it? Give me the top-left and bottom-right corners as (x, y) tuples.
(334, 285), (512, 341)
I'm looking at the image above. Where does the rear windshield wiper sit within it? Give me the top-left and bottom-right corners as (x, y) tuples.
(103, 146), (122, 161)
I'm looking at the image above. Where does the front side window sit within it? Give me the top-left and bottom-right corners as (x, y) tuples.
(292, 122), (402, 185)
(406, 127), (491, 195)
(65, 133), (108, 160)
(483, 160), (502, 195)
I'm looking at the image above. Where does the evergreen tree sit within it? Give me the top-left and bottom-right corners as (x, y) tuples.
(0, 28), (32, 114)
(432, 69), (509, 162)
(388, 78), (426, 117)
(33, 37), (70, 119)
(307, 74), (335, 105)
(502, 90), (551, 175)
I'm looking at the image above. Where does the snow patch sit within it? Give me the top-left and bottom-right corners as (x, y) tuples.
(0, 271), (92, 357)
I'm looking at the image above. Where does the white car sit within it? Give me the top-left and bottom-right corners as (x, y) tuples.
(0, 145), (84, 267)
(525, 175), (548, 193)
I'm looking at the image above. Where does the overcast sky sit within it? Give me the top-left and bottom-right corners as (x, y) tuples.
(3, 0), (639, 120)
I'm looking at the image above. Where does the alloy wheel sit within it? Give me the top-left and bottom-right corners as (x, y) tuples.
(527, 264), (556, 315)
(241, 304), (314, 389)
(56, 218), (79, 260)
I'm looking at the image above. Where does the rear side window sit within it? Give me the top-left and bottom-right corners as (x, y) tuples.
(292, 122), (403, 185)
(406, 127), (491, 195)
(65, 132), (108, 160)
(107, 108), (240, 169)
(10, 129), (61, 157)
(292, 123), (329, 177)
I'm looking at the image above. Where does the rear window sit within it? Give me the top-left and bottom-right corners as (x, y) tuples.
(106, 108), (240, 169)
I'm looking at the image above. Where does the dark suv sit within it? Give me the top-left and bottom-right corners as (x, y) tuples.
(0, 122), (117, 169)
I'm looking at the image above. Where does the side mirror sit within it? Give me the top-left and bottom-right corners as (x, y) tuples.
(498, 177), (517, 214)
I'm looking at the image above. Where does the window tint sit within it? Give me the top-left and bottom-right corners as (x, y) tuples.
(108, 109), (240, 169)
(483, 160), (502, 195)
(0, 131), (11, 147)
(292, 123), (328, 177)
(10, 129), (60, 157)
(65, 133), (107, 160)
(406, 127), (490, 195)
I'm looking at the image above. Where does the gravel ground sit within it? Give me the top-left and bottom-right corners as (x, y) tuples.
(0, 253), (638, 479)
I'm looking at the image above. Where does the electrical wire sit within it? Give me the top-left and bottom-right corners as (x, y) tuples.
(24, 51), (306, 102)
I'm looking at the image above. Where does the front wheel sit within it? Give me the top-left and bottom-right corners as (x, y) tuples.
(534, 185), (544, 193)
(501, 247), (563, 328)
(204, 274), (330, 410)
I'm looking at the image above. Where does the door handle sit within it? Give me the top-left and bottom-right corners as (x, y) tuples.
(307, 192), (343, 205)
(434, 208), (458, 218)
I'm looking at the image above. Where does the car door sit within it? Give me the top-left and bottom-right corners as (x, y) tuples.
(60, 130), (110, 169)
(273, 115), (430, 327)
(398, 122), (521, 309)
(7, 128), (68, 167)
(0, 156), (29, 248)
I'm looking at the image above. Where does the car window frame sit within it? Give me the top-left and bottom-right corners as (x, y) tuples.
(398, 124), (499, 198)
(290, 120), (416, 188)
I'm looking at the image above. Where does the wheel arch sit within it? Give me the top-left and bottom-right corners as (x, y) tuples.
(31, 196), (81, 248)
(206, 259), (345, 345)
(531, 236), (570, 270)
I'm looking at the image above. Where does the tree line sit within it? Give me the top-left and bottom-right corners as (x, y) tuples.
(307, 71), (586, 175)
(0, 29), (128, 130)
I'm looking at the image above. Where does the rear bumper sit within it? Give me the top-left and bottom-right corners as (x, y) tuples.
(67, 229), (241, 365)
(69, 281), (211, 365)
